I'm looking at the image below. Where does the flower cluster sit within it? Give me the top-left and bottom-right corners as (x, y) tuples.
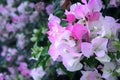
(47, 0), (120, 79)
(0, 0), (56, 80)
(109, 0), (120, 7)
(0, 0), (56, 79)
(0, 0), (38, 42)
(0, 0), (40, 80)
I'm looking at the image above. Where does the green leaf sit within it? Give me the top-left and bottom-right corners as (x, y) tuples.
(108, 53), (116, 60)
(116, 51), (120, 59)
(60, 20), (68, 27)
(112, 40), (120, 52)
(103, 0), (110, 6)
(31, 42), (44, 60)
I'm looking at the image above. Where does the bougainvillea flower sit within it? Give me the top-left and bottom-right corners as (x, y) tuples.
(69, 0), (102, 20)
(18, 62), (31, 77)
(48, 14), (61, 24)
(48, 44), (61, 61)
(109, 0), (118, 7)
(80, 70), (102, 80)
(81, 37), (108, 58)
(102, 62), (117, 80)
(82, 0), (102, 12)
(47, 0), (119, 73)
(86, 11), (100, 21)
(0, 73), (4, 80)
(81, 42), (93, 58)
(96, 54), (111, 63)
(65, 11), (76, 23)
(6, 23), (16, 33)
(47, 14), (65, 43)
(30, 66), (45, 80)
(101, 16), (118, 38)
(48, 30), (81, 61)
(74, 4), (87, 19)
(62, 54), (83, 71)
(48, 30), (83, 71)
(72, 23), (89, 42)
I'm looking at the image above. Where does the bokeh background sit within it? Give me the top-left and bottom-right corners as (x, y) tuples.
(0, 0), (120, 80)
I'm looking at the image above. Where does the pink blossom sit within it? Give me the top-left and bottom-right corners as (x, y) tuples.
(65, 11), (76, 23)
(96, 54), (111, 63)
(81, 42), (93, 58)
(8, 48), (17, 55)
(47, 19), (83, 71)
(48, 30), (76, 61)
(5, 5), (16, 13)
(29, 3), (35, 8)
(17, 55), (24, 61)
(0, 5), (5, 12)
(81, 37), (108, 58)
(69, 0), (102, 20)
(0, 73), (4, 80)
(17, 1), (28, 14)
(29, 11), (39, 22)
(46, 3), (54, 15)
(7, 0), (14, 6)
(71, 23), (89, 48)
(47, 0), (119, 73)
(19, 14), (28, 22)
(21, 69), (31, 77)
(0, 5), (9, 16)
(48, 44), (61, 61)
(80, 70), (102, 80)
(1, 46), (7, 56)
(86, 12), (100, 21)
(6, 23), (16, 33)
(72, 23), (89, 40)
(6, 56), (12, 61)
(47, 23), (64, 43)
(8, 67), (15, 76)
(16, 34), (25, 49)
(14, 23), (25, 30)
(47, 14), (64, 43)
(74, 3), (87, 19)
(81, 0), (102, 12)
(11, 14), (27, 23)
(18, 62), (31, 78)
(61, 49), (82, 71)
(18, 62), (28, 71)
(101, 16), (118, 38)
(102, 62), (117, 80)
(48, 14), (61, 24)
(35, 2), (45, 12)
(11, 15), (19, 23)
(30, 66), (45, 80)
(48, 29), (83, 71)
(109, 0), (118, 7)
(86, 15), (103, 38)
